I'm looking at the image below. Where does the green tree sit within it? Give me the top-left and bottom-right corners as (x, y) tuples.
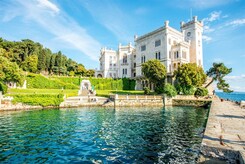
(174, 63), (206, 95)
(194, 87), (208, 97)
(0, 56), (23, 85)
(142, 59), (166, 92)
(163, 84), (177, 97)
(86, 69), (95, 77)
(21, 55), (38, 73)
(206, 62), (232, 93)
(76, 64), (86, 76)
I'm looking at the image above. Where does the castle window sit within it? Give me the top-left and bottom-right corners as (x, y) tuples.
(198, 40), (201, 46)
(155, 40), (161, 47)
(123, 54), (127, 64)
(122, 69), (127, 75)
(177, 51), (179, 58)
(141, 56), (146, 63)
(169, 51), (171, 59)
(134, 63), (136, 68)
(182, 51), (186, 59)
(155, 52), (161, 60)
(141, 45), (146, 51)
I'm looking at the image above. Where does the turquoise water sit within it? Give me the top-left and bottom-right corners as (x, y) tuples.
(0, 107), (208, 163)
(216, 92), (245, 102)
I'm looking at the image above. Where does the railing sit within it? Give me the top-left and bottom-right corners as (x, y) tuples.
(109, 94), (163, 100)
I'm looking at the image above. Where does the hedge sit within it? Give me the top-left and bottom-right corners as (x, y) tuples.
(12, 94), (64, 107)
(26, 74), (136, 90)
(0, 82), (7, 94)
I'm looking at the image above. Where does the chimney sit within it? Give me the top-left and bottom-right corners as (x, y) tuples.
(165, 20), (169, 27)
(193, 16), (197, 22)
(134, 35), (138, 41)
(180, 21), (184, 27)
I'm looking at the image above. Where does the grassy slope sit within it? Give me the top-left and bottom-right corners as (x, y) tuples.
(7, 89), (145, 97)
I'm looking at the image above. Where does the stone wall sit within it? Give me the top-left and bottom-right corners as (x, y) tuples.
(114, 99), (163, 107)
(172, 99), (211, 107)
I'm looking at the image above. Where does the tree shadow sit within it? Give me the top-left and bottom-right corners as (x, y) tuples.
(216, 114), (245, 119)
(203, 135), (245, 146)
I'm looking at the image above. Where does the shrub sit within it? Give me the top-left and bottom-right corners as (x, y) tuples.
(26, 74), (136, 90)
(155, 85), (164, 94)
(163, 84), (177, 97)
(12, 94), (64, 107)
(143, 87), (150, 95)
(175, 83), (196, 95)
(194, 87), (208, 97)
(0, 82), (7, 94)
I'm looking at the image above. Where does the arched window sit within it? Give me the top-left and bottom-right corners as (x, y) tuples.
(123, 54), (127, 64)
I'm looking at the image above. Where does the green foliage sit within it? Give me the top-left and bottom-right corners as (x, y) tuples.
(155, 84), (164, 94)
(21, 55), (38, 73)
(0, 37), (93, 76)
(85, 69), (95, 77)
(12, 94), (64, 107)
(143, 87), (150, 95)
(122, 78), (136, 90)
(0, 56), (23, 85)
(0, 82), (7, 94)
(174, 63), (206, 95)
(163, 83), (177, 97)
(206, 62), (232, 93)
(142, 59), (166, 85)
(194, 87), (208, 97)
(27, 74), (78, 89)
(26, 74), (136, 90)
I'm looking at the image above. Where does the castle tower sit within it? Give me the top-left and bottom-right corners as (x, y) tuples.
(181, 16), (203, 67)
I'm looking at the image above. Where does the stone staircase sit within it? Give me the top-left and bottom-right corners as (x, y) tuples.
(60, 96), (109, 108)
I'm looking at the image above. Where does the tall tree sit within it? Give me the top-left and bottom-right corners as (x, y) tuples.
(142, 59), (166, 92)
(0, 56), (23, 85)
(206, 62), (232, 93)
(86, 69), (95, 77)
(174, 63), (206, 95)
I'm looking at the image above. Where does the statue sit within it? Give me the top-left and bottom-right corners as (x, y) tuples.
(78, 80), (95, 96)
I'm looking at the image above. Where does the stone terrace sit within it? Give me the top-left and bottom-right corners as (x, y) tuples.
(200, 96), (245, 163)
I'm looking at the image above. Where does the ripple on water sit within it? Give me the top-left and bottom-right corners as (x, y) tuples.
(0, 106), (208, 163)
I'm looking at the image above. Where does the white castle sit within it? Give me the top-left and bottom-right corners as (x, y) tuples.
(95, 16), (203, 90)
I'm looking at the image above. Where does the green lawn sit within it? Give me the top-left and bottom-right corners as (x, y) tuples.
(7, 89), (145, 98)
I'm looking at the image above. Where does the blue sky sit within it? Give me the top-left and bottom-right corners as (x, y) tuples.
(0, 0), (244, 91)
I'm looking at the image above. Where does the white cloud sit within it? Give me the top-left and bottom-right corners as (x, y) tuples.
(224, 75), (245, 80)
(0, 0), (101, 61)
(37, 0), (60, 14)
(202, 11), (224, 34)
(203, 11), (222, 22)
(203, 25), (214, 33)
(224, 75), (245, 92)
(203, 35), (212, 42)
(80, 0), (132, 42)
(226, 18), (245, 26)
(173, 0), (236, 9)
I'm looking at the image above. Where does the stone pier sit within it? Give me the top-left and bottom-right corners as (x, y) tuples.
(200, 96), (245, 163)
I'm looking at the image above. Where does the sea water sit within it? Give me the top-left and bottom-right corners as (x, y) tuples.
(0, 106), (208, 163)
(216, 92), (245, 102)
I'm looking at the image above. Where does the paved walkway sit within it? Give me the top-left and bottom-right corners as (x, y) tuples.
(201, 96), (245, 163)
